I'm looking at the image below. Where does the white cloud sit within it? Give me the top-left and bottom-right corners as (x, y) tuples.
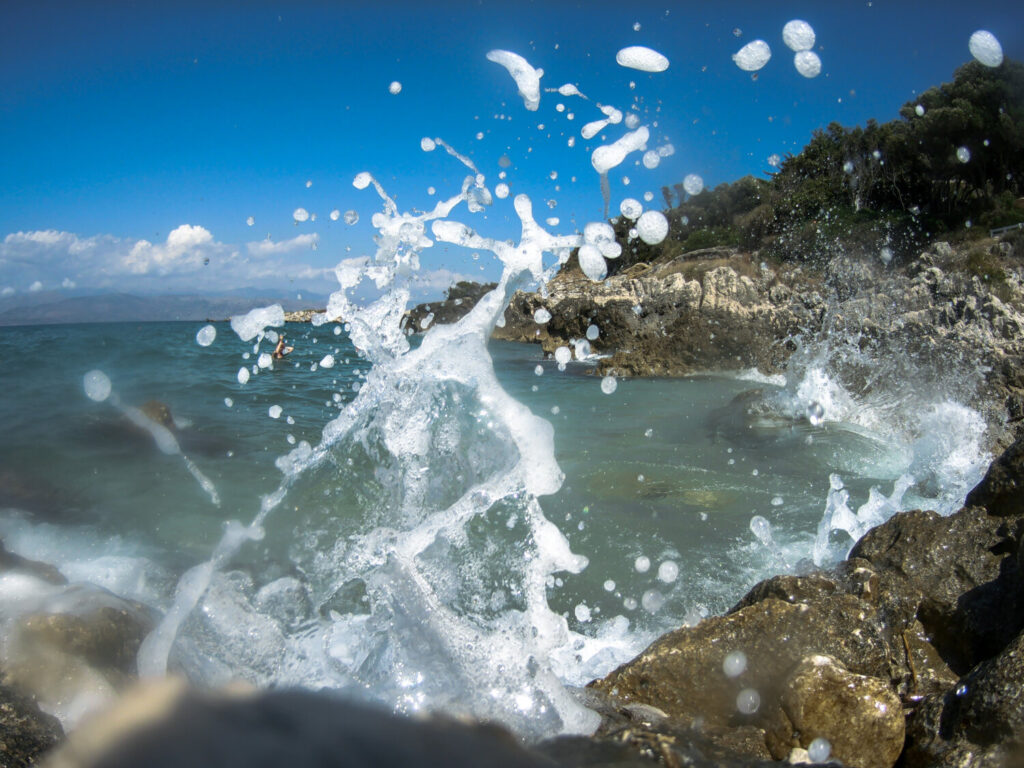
(29, 280), (43, 292)
(246, 233), (319, 256)
(1, 287), (14, 297)
(0, 225), (337, 294)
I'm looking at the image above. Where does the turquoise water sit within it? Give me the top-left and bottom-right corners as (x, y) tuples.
(0, 319), (983, 733)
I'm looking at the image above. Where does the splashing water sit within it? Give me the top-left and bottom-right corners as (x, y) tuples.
(136, 147), (618, 737)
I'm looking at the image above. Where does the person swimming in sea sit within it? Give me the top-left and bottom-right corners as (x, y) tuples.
(273, 336), (294, 359)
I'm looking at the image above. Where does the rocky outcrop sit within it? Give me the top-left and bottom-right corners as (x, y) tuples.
(494, 251), (822, 377)
(586, 429), (1024, 767)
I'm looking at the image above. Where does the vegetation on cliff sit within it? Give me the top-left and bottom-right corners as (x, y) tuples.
(604, 59), (1024, 277)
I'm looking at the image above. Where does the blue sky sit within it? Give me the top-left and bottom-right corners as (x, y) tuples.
(1, 0), (1021, 299)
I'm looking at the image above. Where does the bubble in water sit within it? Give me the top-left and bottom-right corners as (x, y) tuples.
(636, 210), (668, 245)
(534, 364), (544, 376)
(806, 401), (825, 426)
(224, 397), (233, 408)
(388, 81), (402, 94)
(771, 495), (784, 506)
(246, 216), (254, 226)
(554, 346), (572, 365)
(915, 104), (925, 117)
(644, 428), (653, 438)
(634, 555), (650, 573)
(83, 370), (112, 402)
(533, 308), (552, 324)
(237, 367), (250, 385)
(421, 137), (436, 151)
(723, 650), (747, 678)
(807, 738), (831, 763)
(495, 183), (510, 199)
(732, 27), (742, 37)
(293, 208), (310, 223)
(343, 210), (359, 225)
(574, 603), (592, 623)
(603, 579), (616, 592)
(683, 174), (704, 196)
(782, 20), (815, 52)
(195, 324), (216, 347)
(615, 46), (670, 73)
(969, 30), (1003, 68)
(623, 597), (638, 611)
(269, 405), (283, 419)
(880, 246), (893, 265)
(957, 146), (971, 164)
(641, 589), (665, 613)
(794, 51), (821, 78)
(732, 40), (771, 72)
(586, 324), (599, 341)
(736, 688), (760, 714)
(657, 561), (678, 583)
(601, 376), (618, 395)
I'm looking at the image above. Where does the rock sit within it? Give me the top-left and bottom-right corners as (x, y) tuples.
(18, 605), (153, 678)
(763, 654), (904, 768)
(43, 679), (555, 768)
(590, 595), (897, 757)
(0, 539), (66, 585)
(964, 430), (1024, 516)
(903, 629), (1024, 767)
(849, 505), (1024, 674)
(934, 241), (955, 259)
(0, 682), (63, 767)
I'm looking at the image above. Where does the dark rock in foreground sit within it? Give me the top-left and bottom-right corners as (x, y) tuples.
(0, 683), (63, 768)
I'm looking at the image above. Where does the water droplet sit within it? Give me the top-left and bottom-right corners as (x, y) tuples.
(807, 737), (831, 763)
(343, 210), (359, 225)
(736, 688), (761, 714)
(269, 405), (283, 419)
(806, 401), (825, 426)
(533, 308), (552, 324)
(969, 30), (1003, 68)
(723, 650), (747, 678)
(195, 324), (216, 347)
(957, 146), (971, 164)
(657, 561), (679, 583)
(683, 174), (704, 196)
(293, 207), (309, 223)
(601, 375), (618, 395)
(388, 80), (402, 94)
(83, 370), (112, 402)
(641, 589), (665, 613)
(634, 555), (651, 573)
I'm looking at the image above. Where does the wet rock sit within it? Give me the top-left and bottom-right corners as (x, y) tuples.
(18, 605), (153, 679)
(591, 595), (896, 756)
(903, 629), (1024, 767)
(964, 430), (1024, 517)
(0, 682), (63, 767)
(0, 540), (66, 586)
(763, 654), (903, 768)
(849, 504), (1024, 674)
(43, 679), (555, 768)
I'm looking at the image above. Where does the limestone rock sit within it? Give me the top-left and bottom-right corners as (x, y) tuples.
(903, 629), (1024, 767)
(19, 605), (153, 678)
(591, 595), (895, 734)
(0, 682), (63, 767)
(849, 505), (1024, 673)
(964, 430), (1024, 517)
(764, 654), (904, 768)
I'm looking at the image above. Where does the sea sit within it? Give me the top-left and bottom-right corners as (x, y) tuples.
(0, 316), (991, 738)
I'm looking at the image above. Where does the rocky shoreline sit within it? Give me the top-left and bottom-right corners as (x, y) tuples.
(3, 431), (1021, 767)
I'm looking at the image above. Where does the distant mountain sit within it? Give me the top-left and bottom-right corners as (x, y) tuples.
(0, 291), (330, 326)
